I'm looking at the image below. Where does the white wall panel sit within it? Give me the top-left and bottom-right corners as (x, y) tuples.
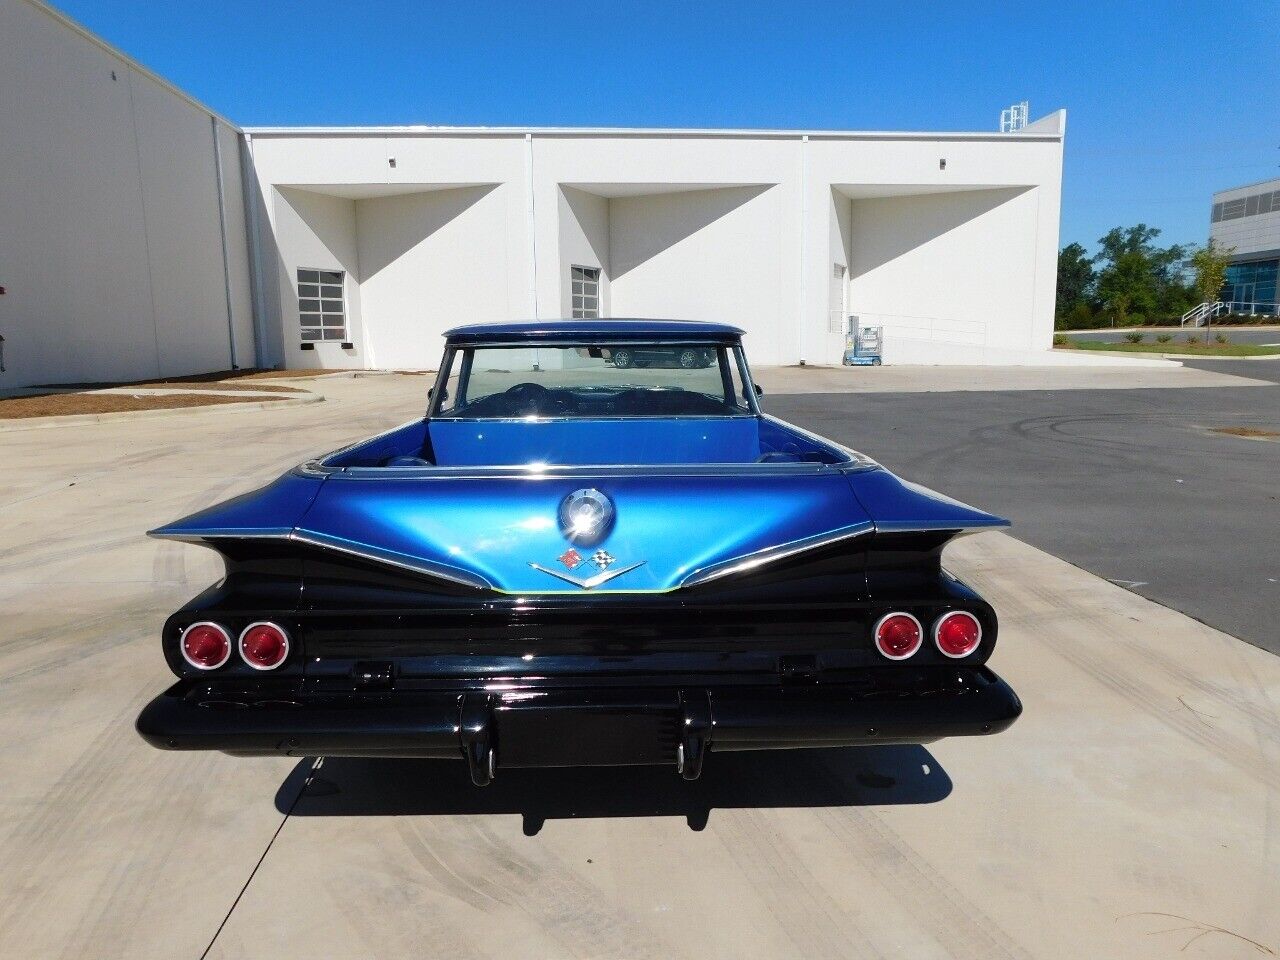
(847, 187), (1042, 364)
(356, 185), (510, 369)
(269, 188), (364, 369)
(0, 0), (252, 388)
(608, 186), (785, 364)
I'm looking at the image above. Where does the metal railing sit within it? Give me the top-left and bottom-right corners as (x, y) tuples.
(1181, 301), (1279, 326)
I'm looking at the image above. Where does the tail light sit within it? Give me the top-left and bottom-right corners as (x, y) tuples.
(180, 622), (232, 670)
(239, 622), (290, 670)
(873, 612), (923, 660)
(934, 611), (982, 658)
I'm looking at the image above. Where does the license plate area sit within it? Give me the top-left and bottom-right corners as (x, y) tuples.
(495, 692), (680, 768)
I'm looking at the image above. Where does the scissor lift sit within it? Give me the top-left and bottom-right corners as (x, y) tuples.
(842, 323), (883, 366)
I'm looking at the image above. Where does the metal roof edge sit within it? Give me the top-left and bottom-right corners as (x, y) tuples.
(240, 125), (1064, 143)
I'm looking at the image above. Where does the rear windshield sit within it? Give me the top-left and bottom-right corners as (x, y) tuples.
(433, 343), (755, 419)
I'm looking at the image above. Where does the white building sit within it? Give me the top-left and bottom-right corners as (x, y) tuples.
(1209, 178), (1280, 312)
(0, 0), (1071, 389)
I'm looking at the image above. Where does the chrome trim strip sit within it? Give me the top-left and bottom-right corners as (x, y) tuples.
(679, 522), (875, 588)
(290, 530), (493, 590)
(873, 519), (1010, 533)
(332, 462), (832, 480)
(312, 416), (429, 471)
(527, 561), (646, 590)
(758, 413), (879, 471)
(147, 527), (294, 541)
(430, 413), (757, 423)
(150, 525), (493, 590)
(444, 338), (741, 348)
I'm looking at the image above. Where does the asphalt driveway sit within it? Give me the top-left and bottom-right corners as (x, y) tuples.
(767, 368), (1280, 654)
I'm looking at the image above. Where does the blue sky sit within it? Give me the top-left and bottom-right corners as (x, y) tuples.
(54, 0), (1279, 255)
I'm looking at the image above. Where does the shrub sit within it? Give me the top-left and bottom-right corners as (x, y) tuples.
(1156, 334), (1172, 343)
(1124, 332), (1144, 343)
(1052, 334), (1068, 346)
(1057, 303), (1102, 330)
(1185, 335), (1200, 345)
(1214, 333), (1228, 344)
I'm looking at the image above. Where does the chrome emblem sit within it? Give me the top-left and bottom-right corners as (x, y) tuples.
(559, 488), (614, 546)
(528, 560), (645, 590)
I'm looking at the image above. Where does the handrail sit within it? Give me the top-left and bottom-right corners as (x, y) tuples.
(1182, 301), (1278, 326)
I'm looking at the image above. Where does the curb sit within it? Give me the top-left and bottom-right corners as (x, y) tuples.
(0, 392), (323, 432)
(1056, 348), (1280, 363)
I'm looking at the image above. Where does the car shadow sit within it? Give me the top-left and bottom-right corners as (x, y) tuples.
(275, 745), (951, 833)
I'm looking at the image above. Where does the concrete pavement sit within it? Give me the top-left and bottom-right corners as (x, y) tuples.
(1, 373), (1277, 959)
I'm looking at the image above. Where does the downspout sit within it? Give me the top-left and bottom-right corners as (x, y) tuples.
(524, 133), (539, 321)
(239, 133), (270, 368)
(210, 117), (238, 368)
(798, 134), (809, 365)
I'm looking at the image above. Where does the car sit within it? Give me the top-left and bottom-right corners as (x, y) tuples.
(136, 319), (1021, 785)
(606, 344), (715, 369)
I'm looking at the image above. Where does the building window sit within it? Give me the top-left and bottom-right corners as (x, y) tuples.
(297, 268), (346, 341)
(1214, 188), (1280, 223)
(1221, 259), (1278, 309)
(571, 265), (600, 319)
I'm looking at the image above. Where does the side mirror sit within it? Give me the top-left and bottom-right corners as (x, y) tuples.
(753, 383), (764, 397)
(428, 386), (448, 402)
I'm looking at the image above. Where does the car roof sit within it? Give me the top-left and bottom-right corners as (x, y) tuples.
(444, 319), (745, 343)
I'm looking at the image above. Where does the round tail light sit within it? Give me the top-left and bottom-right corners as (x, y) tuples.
(873, 612), (923, 660)
(239, 622), (290, 670)
(181, 622), (232, 670)
(934, 611), (982, 658)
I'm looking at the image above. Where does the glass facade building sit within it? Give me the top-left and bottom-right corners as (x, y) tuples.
(1220, 259), (1278, 309)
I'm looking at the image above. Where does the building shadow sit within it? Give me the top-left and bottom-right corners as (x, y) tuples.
(275, 745), (951, 834)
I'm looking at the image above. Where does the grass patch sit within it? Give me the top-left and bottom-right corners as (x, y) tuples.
(1055, 340), (1280, 357)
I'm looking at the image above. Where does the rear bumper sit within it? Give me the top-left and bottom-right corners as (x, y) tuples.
(137, 668), (1021, 783)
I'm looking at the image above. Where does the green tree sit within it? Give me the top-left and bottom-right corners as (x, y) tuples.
(1096, 248), (1157, 326)
(1055, 242), (1095, 317)
(1190, 239), (1234, 305)
(1190, 238), (1235, 338)
(1092, 224), (1193, 324)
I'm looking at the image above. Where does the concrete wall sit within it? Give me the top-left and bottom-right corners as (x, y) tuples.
(608, 186), (782, 357)
(269, 188), (365, 370)
(357, 185), (510, 369)
(245, 125), (1067, 369)
(557, 187), (611, 318)
(847, 187), (1039, 363)
(0, 0), (255, 388)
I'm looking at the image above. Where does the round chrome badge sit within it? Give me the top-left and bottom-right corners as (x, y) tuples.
(558, 488), (615, 546)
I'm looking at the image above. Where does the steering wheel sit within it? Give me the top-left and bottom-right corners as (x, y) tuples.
(503, 381), (571, 416)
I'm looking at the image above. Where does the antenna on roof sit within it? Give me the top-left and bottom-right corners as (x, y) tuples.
(1000, 101), (1029, 132)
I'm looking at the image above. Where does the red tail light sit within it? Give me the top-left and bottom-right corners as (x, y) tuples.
(181, 622), (231, 670)
(934, 611), (982, 658)
(239, 622), (290, 670)
(873, 612), (923, 660)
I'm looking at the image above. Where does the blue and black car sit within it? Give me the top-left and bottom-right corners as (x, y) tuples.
(137, 319), (1021, 784)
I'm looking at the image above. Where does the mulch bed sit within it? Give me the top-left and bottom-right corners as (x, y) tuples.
(0, 392), (292, 420)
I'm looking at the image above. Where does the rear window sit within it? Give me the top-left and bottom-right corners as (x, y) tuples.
(434, 343), (754, 419)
